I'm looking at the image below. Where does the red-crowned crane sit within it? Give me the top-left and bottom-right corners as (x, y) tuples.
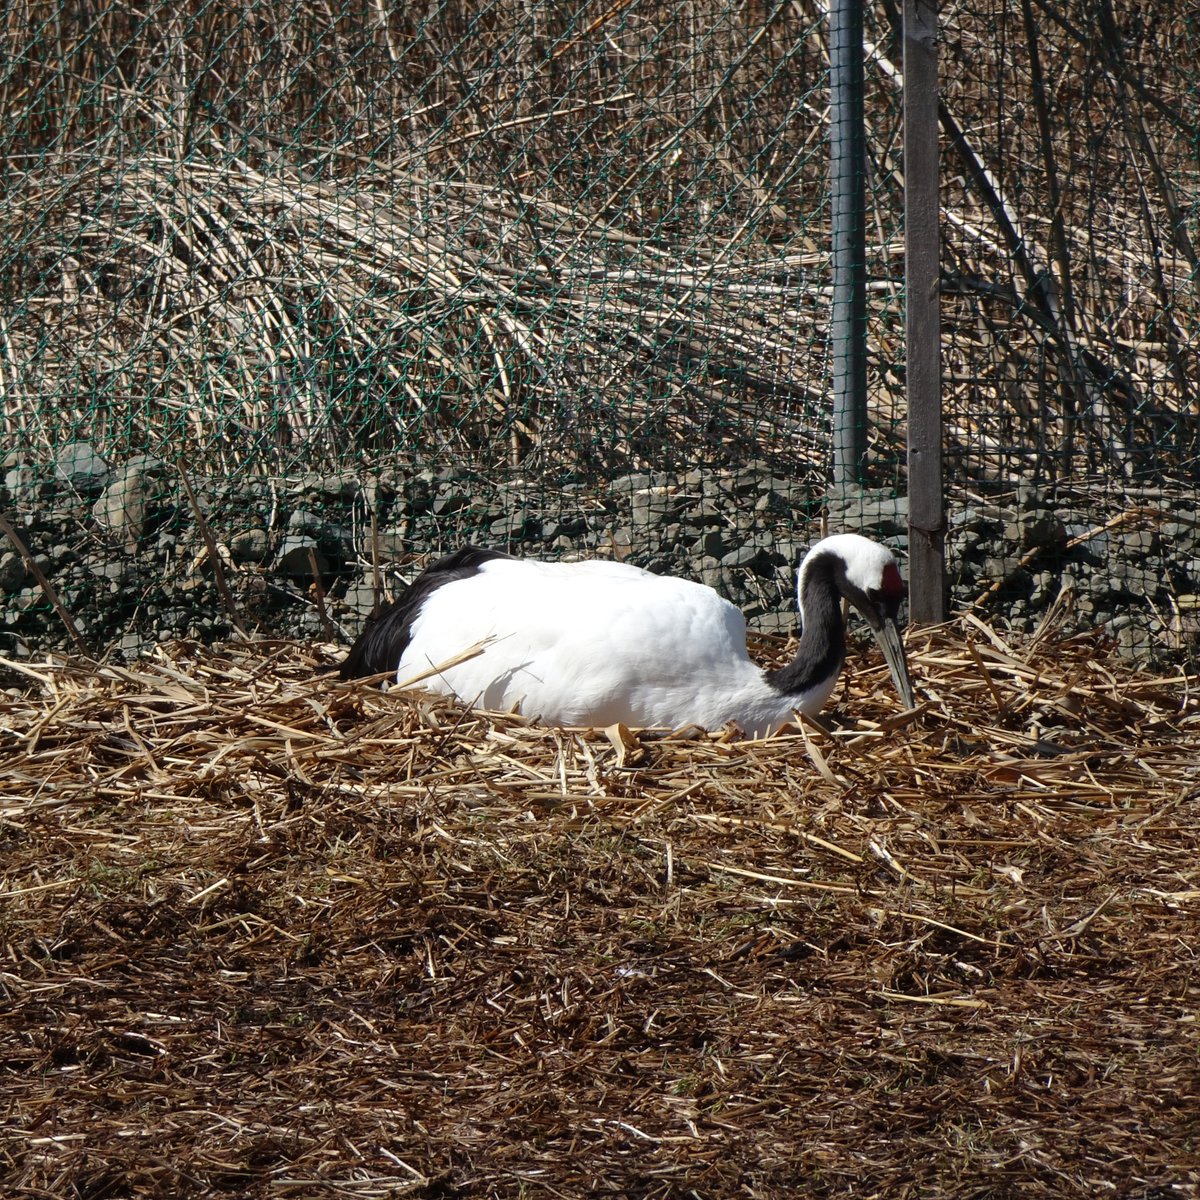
(337, 533), (915, 737)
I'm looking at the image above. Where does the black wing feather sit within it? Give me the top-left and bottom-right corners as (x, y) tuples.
(337, 546), (511, 680)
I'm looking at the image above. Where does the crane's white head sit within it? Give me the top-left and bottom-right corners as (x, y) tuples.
(798, 534), (915, 709)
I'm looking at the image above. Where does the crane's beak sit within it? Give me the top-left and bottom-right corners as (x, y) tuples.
(869, 615), (916, 710)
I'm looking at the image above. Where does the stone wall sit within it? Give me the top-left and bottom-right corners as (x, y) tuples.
(3, 443), (1196, 667)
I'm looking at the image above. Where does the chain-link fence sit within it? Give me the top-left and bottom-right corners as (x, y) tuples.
(1, 0), (1198, 648)
(933, 0), (1198, 487)
(2, 0), (847, 480)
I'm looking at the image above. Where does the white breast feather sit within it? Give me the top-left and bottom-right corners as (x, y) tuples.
(393, 558), (799, 734)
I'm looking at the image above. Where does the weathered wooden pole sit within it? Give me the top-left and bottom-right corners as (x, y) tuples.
(903, 0), (945, 622)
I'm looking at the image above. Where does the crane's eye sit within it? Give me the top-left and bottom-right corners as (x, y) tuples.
(868, 587), (902, 618)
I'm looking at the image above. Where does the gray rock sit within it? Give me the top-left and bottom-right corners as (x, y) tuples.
(827, 485), (909, 536)
(750, 611), (796, 637)
(0, 551), (27, 592)
(339, 580), (380, 619)
(230, 527), (270, 564)
(55, 442), (111, 491)
(1006, 511), (1068, 552)
(630, 489), (679, 524)
(607, 527), (634, 555)
(288, 508), (325, 536)
(1, 456), (1196, 669)
(639, 552), (678, 575)
(431, 487), (469, 515)
(692, 530), (725, 559)
(1108, 558), (1158, 595)
(118, 631), (149, 659)
(1029, 570), (1059, 608)
(771, 539), (808, 566)
(755, 475), (800, 513)
(610, 473), (655, 496)
(726, 466), (769, 496)
(720, 544), (772, 574)
(93, 468), (154, 548)
(372, 528), (411, 559)
(1015, 484), (1047, 511)
(1121, 528), (1160, 556)
(3, 462), (48, 505)
(83, 554), (126, 583)
(124, 453), (166, 475)
(317, 473), (364, 500)
(690, 492), (726, 523)
(1116, 622), (1155, 663)
(275, 536), (329, 583)
(14, 586), (42, 612)
(490, 510), (535, 541)
(950, 503), (1007, 532)
(677, 504), (716, 531)
(982, 557), (1034, 596)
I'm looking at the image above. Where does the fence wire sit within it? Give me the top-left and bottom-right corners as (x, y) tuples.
(1, 0), (844, 484)
(1, 1), (1197, 605)
(932, 0), (1199, 488)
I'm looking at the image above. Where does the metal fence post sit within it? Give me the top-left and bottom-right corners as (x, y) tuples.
(903, 0), (945, 623)
(829, 0), (868, 487)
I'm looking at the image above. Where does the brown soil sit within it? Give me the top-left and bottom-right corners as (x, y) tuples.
(2, 621), (1198, 1197)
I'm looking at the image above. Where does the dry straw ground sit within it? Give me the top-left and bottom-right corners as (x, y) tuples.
(2, 618), (1198, 1198)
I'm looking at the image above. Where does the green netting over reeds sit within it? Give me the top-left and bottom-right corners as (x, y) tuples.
(0, 0), (1197, 494)
(0, 0), (843, 478)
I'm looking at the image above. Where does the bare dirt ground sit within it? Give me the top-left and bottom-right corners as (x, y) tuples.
(2, 620), (1198, 1198)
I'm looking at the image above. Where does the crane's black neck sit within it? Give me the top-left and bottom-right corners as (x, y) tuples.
(766, 550), (845, 697)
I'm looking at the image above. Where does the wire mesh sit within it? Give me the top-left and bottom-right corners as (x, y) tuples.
(0, 0), (838, 487)
(933, 0), (1199, 489)
(0, 0), (1197, 642)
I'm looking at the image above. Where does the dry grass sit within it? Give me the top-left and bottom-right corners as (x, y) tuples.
(2, 618), (1198, 1197)
(1, 154), (834, 476)
(3, 1), (1198, 483)
(1, 0), (833, 476)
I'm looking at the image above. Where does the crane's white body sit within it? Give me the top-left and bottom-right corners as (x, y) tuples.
(392, 556), (839, 736)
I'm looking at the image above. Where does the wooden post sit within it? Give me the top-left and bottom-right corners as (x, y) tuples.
(903, 0), (945, 623)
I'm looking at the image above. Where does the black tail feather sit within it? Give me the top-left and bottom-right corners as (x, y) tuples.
(335, 547), (510, 681)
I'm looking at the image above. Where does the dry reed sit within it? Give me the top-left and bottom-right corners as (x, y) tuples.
(2, 1), (1197, 481)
